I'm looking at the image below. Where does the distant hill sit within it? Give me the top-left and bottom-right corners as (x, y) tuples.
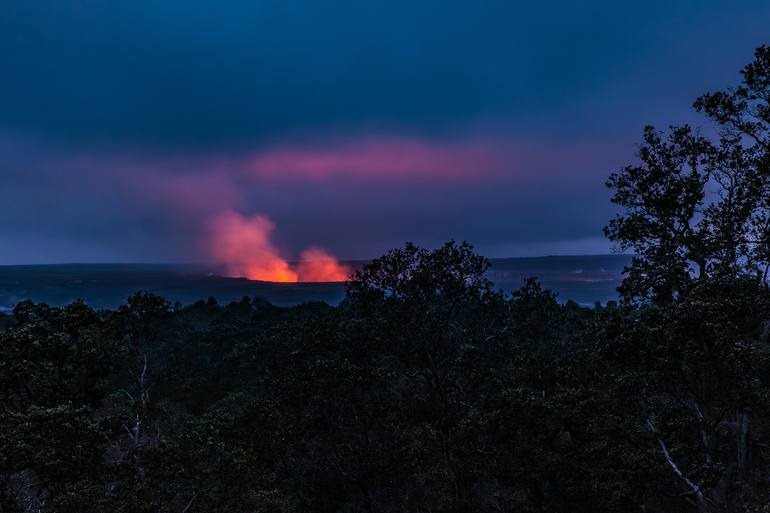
(0, 255), (632, 312)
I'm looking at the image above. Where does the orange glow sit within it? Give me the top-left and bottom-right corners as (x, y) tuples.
(295, 247), (351, 282)
(206, 210), (349, 282)
(244, 259), (299, 282)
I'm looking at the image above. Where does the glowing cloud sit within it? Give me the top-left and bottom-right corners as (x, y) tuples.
(206, 210), (298, 282)
(295, 247), (351, 282)
(205, 210), (350, 282)
(246, 136), (511, 182)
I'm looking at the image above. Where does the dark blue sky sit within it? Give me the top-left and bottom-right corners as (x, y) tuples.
(1, 1), (769, 264)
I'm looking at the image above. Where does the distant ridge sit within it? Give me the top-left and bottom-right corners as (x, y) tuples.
(0, 255), (632, 312)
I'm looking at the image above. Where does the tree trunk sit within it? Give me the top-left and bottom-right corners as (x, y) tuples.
(737, 410), (751, 483)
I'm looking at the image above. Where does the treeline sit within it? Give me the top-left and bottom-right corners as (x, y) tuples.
(1, 242), (769, 513)
(2, 45), (770, 513)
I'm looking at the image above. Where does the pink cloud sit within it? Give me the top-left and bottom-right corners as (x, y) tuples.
(153, 171), (242, 215)
(245, 136), (515, 182)
(295, 247), (351, 282)
(206, 210), (299, 282)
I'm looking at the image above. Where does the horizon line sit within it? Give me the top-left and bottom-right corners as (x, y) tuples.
(0, 253), (633, 267)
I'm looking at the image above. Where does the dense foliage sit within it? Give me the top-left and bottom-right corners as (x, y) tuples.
(2, 46), (770, 513)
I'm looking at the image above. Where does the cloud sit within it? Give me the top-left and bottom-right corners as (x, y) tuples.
(3, 1), (767, 149)
(205, 210), (299, 282)
(204, 210), (350, 282)
(0, 129), (632, 264)
(246, 136), (512, 182)
(295, 247), (352, 282)
(140, 170), (244, 217)
(3, 1), (770, 265)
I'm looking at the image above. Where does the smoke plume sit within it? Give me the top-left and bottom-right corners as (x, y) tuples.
(206, 210), (350, 282)
(295, 247), (351, 282)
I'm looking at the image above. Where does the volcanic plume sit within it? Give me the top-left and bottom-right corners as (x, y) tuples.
(206, 210), (351, 282)
(295, 247), (351, 282)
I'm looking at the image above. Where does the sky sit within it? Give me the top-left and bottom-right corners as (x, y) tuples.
(1, 0), (770, 265)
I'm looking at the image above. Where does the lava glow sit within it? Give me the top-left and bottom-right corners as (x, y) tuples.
(206, 210), (350, 282)
(295, 247), (351, 282)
